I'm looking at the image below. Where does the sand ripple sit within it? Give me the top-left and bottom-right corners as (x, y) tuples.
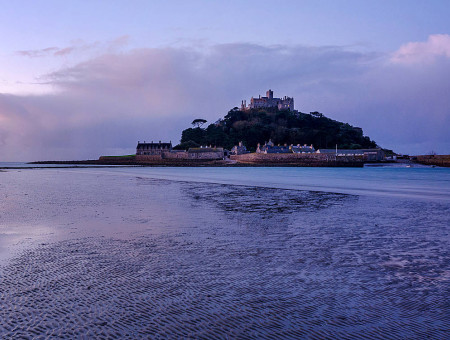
(1, 175), (449, 338)
(1, 231), (448, 339)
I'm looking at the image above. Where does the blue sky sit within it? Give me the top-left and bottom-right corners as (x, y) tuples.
(2, 1), (448, 51)
(1, 0), (449, 160)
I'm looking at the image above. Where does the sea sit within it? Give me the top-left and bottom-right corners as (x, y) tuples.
(0, 163), (449, 338)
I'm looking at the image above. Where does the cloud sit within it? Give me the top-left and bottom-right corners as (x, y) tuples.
(17, 46), (81, 58)
(15, 36), (130, 59)
(109, 35), (130, 49)
(54, 47), (75, 56)
(391, 34), (450, 65)
(1, 36), (449, 161)
(17, 47), (59, 58)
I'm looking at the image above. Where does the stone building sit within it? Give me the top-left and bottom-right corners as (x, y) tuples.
(291, 144), (315, 153)
(256, 140), (315, 154)
(256, 140), (291, 154)
(316, 148), (385, 161)
(241, 89), (294, 111)
(136, 141), (172, 155)
(230, 141), (248, 155)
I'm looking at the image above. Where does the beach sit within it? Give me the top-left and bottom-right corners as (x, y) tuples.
(0, 166), (449, 338)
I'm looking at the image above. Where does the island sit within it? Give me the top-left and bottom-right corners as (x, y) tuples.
(30, 90), (448, 167)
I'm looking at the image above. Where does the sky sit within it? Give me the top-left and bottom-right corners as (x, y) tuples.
(0, 0), (449, 161)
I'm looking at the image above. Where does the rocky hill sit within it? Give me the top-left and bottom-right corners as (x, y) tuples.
(175, 107), (378, 151)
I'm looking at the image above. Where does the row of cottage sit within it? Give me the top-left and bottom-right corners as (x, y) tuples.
(136, 140), (385, 161)
(234, 140), (384, 161)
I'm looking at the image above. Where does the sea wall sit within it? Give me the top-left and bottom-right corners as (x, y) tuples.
(133, 154), (227, 166)
(137, 152), (223, 160)
(162, 152), (189, 159)
(231, 153), (364, 167)
(98, 156), (137, 163)
(95, 152), (363, 167)
(135, 155), (162, 162)
(188, 151), (223, 160)
(98, 152), (224, 165)
(415, 155), (450, 167)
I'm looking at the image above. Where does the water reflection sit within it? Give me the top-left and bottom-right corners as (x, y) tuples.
(181, 182), (357, 216)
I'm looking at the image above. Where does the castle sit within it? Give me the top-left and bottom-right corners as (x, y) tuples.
(241, 89), (294, 111)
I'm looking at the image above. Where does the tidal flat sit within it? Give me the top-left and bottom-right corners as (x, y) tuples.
(0, 167), (449, 338)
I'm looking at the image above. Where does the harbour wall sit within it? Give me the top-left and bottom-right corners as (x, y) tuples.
(231, 153), (364, 167)
(415, 155), (450, 167)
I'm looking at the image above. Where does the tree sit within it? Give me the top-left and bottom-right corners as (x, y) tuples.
(173, 140), (200, 150)
(191, 118), (207, 128)
(178, 107), (380, 151)
(180, 127), (206, 145)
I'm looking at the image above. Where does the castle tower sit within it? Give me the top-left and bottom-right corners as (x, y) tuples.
(266, 89), (273, 100)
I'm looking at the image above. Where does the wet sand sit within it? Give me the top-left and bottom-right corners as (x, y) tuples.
(0, 169), (449, 338)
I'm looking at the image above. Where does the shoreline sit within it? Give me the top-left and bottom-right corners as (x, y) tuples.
(1, 160), (439, 170)
(5, 157), (446, 169)
(28, 159), (366, 167)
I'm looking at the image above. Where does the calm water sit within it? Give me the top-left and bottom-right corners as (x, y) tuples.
(0, 166), (449, 338)
(107, 164), (450, 201)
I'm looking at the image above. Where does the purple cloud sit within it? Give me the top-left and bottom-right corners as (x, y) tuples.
(391, 34), (450, 65)
(54, 47), (75, 56)
(16, 47), (59, 57)
(15, 36), (130, 60)
(2, 37), (449, 161)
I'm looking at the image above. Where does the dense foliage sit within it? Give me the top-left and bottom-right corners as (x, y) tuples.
(175, 107), (378, 151)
